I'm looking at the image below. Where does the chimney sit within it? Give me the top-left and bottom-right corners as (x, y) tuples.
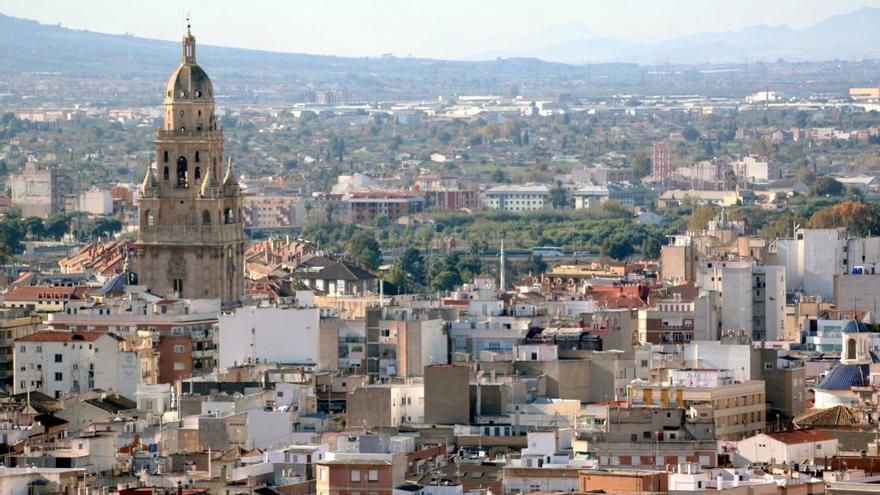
(177, 481), (183, 495)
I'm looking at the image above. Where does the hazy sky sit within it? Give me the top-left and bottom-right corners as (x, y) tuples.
(2, 0), (880, 59)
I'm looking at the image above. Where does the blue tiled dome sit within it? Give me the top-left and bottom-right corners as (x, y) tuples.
(842, 320), (871, 333)
(816, 364), (870, 390)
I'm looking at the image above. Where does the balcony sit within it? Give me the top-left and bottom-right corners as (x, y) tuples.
(156, 129), (223, 140)
(192, 349), (216, 359)
(190, 329), (215, 341)
(138, 224), (243, 245)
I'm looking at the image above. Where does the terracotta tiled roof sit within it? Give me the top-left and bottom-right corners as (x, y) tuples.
(764, 429), (837, 445)
(4, 285), (88, 301)
(17, 330), (107, 343)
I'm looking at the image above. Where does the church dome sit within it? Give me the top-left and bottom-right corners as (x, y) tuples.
(165, 63), (213, 102)
(816, 363), (870, 390)
(842, 319), (870, 333)
(164, 25), (213, 103)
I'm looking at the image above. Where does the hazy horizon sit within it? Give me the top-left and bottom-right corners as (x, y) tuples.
(3, 0), (880, 60)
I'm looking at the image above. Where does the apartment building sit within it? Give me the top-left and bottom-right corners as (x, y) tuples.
(627, 369), (766, 441)
(46, 296), (219, 383)
(0, 310), (41, 386)
(13, 331), (145, 399)
(483, 185), (549, 211)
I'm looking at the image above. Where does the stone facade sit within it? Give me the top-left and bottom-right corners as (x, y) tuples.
(136, 26), (245, 306)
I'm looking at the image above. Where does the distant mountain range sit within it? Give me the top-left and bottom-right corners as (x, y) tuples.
(2, 8), (880, 103)
(473, 7), (880, 64)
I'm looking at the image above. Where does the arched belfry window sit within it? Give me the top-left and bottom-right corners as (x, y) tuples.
(163, 166), (169, 180)
(195, 167), (201, 180)
(202, 210), (211, 225)
(195, 151), (200, 163)
(145, 210), (155, 226)
(224, 207), (234, 224)
(177, 156), (188, 187)
(163, 151), (169, 162)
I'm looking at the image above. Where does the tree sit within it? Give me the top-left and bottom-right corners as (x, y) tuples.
(807, 201), (880, 236)
(809, 177), (844, 197)
(44, 214), (70, 239)
(682, 126), (700, 141)
(601, 235), (634, 260)
(640, 235), (662, 260)
(687, 205), (718, 233)
(330, 135), (346, 162)
(398, 247), (426, 287)
(631, 150), (652, 179)
(528, 255), (548, 275)
(347, 231), (381, 270)
(83, 217), (122, 240)
(23, 217), (45, 239)
(795, 165), (816, 186)
(431, 270), (462, 292)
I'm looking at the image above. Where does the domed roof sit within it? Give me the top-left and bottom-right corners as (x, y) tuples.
(165, 27), (213, 103)
(842, 319), (870, 333)
(816, 363), (870, 390)
(165, 63), (213, 102)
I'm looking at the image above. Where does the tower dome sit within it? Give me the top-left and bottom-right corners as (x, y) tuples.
(165, 64), (213, 102)
(164, 22), (213, 103)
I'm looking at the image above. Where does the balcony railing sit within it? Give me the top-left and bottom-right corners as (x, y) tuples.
(156, 129), (223, 140)
(138, 224), (243, 244)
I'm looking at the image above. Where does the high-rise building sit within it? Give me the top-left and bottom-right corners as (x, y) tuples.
(136, 24), (245, 306)
(651, 141), (672, 185)
(10, 161), (62, 218)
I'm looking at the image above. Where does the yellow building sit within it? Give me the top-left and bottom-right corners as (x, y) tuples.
(627, 369), (765, 441)
(850, 87), (880, 100)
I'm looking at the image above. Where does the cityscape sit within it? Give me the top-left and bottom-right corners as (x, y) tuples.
(6, 2), (880, 494)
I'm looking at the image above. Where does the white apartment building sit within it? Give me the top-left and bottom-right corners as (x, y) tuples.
(483, 185), (549, 211)
(772, 228), (880, 299)
(696, 259), (785, 341)
(14, 331), (142, 399)
(77, 187), (113, 216)
(732, 156), (777, 183)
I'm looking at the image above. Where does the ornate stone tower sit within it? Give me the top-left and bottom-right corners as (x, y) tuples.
(137, 23), (244, 306)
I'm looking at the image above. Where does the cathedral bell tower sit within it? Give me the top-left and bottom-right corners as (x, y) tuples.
(136, 22), (244, 306)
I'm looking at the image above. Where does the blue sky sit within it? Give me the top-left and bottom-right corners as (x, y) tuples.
(2, 0), (879, 58)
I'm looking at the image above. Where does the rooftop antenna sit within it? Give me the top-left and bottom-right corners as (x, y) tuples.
(186, 13), (191, 35)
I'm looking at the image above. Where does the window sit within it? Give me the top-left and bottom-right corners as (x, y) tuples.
(36, 346), (42, 353)
(19, 345), (25, 353)
(177, 156), (188, 187)
(351, 470), (361, 482)
(319, 468), (327, 481)
(173, 345), (185, 353)
(54, 354), (62, 363)
(174, 362), (185, 370)
(173, 278), (184, 295)
(368, 470), (378, 481)
(54, 372), (63, 381)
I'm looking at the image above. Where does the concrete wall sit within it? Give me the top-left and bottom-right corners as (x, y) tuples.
(218, 307), (321, 369)
(424, 365), (470, 424)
